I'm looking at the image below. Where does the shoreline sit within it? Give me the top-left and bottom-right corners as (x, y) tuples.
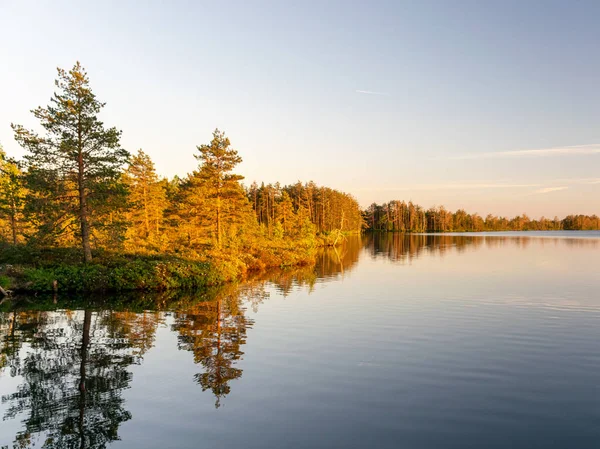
(0, 254), (316, 295)
(0, 236), (358, 295)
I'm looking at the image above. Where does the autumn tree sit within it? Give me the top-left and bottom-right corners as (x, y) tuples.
(124, 149), (166, 250)
(0, 146), (25, 244)
(182, 129), (254, 247)
(275, 191), (295, 236)
(12, 62), (129, 262)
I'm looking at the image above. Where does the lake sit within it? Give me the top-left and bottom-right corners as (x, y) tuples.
(1, 232), (600, 449)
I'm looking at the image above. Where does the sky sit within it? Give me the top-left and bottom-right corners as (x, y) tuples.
(0, 0), (599, 218)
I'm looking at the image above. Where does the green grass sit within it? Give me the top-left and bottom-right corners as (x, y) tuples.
(0, 244), (223, 293)
(0, 241), (318, 293)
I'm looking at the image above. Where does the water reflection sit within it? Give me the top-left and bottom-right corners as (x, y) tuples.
(315, 236), (362, 279)
(0, 268), (343, 447)
(367, 232), (600, 263)
(1, 233), (599, 448)
(171, 285), (253, 408)
(1, 309), (139, 448)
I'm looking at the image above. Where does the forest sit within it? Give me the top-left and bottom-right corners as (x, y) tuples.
(364, 201), (600, 232)
(0, 63), (363, 293)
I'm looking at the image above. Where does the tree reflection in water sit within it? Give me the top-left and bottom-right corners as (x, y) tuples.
(171, 285), (253, 409)
(0, 308), (151, 448)
(5, 234), (580, 446)
(0, 284), (272, 445)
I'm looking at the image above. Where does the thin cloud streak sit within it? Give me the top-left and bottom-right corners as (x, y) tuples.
(356, 183), (540, 192)
(532, 186), (569, 195)
(442, 144), (600, 160)
(553, 177), (600, 185)
(355, 90), (389, 96)
(356, 177), (600, 193)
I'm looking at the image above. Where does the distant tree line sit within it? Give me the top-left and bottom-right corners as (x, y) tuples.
(0, 63), (363, 265)
(365, 201), (600, 232)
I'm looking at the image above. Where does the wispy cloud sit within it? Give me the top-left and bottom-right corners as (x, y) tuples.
(443, 144), (600, 160)
(355, 183), (540, 192)
(532, 186), (569, 195)
(553, 177), (600, 185)
(355, 90), (389, 96)
(355, 178), (599, 195)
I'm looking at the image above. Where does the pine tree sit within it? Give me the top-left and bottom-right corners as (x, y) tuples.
(124, 149), (166, 249)
(12, 62), (129, 261)
(0, 146), (26, 244)
(275, 191), (295, 236)
(183, 129), (252, 247)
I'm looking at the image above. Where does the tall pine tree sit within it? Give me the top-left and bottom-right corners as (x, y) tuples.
(0, 146), (25, 244)
(183, 129), (252, 247)
(124, 149), (166, 250)
(12, 62), (129, 261)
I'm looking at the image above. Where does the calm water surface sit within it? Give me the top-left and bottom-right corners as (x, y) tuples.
(1, 232), (600, 448)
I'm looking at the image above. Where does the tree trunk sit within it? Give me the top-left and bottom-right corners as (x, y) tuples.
(215, 298), (222, 408)
(9, 199), (17, 245)
(79, 309), (92, 449)
(143, 185), (150, 237)
(216, 196), (221, 246)
(78, 152), (93, 262)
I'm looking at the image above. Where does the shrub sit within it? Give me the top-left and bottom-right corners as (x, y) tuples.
(0, 275), (10, 289)
(15, 258), (220, 293)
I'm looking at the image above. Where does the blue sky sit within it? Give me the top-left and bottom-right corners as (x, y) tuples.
(1, 0), (599, 217)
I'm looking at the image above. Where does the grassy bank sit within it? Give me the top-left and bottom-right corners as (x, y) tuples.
(0, 240), (318, 294)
